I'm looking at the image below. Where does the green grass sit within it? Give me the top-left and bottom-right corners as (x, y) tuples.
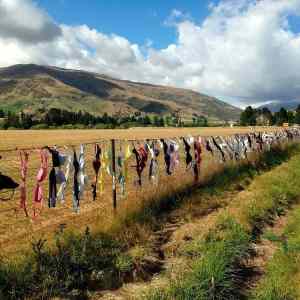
(145, 145), (300, 300)
(244, 152), (300, 235)
(252, 206), (300, 300)
(145, 217), (251, 300)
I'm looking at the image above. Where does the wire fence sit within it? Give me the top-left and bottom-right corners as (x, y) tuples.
(0, 128), (299, 256)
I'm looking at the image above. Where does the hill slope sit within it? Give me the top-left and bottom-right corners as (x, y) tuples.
(0, 64), (241, 121)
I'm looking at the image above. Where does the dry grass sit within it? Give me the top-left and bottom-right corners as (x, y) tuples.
(0, 127), (278, 150)
(0, 127), (280, 259)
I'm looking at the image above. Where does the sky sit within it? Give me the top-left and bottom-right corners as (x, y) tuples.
(36, 0), (217, 49)
(1, 0), (300, 108)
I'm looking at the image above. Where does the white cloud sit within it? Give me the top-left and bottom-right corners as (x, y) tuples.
(0, 0), (61, 43)
(1, 0), (300, 107)
(164, 9), (192, 26)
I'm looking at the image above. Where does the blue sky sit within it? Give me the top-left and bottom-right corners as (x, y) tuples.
(36, 0), (219, 49)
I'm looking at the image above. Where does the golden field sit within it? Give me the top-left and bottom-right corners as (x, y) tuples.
(0, 127), (280, 258)
(0, 127), (277, 150)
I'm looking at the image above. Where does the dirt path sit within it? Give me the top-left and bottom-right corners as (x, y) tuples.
(94, 213), (187, 300)
(92, 189), (243, 299)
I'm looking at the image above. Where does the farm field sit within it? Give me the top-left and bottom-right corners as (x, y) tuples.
(0, 127), (281, 259)
(0, 127), (277, 150)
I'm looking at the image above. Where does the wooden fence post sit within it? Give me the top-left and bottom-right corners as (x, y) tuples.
(111, 139), (117, 211)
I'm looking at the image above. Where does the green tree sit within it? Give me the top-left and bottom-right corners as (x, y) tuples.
(102, 112), (109, 124)
(287, 111), (295, 124)
(5, 111), (20, 128)
(192, 116), (197, 126)
(153, 115), (160, 127)
(240, 106), (256, 126)
(262, 107), (274, 125)
(195, 116), (208, 127)
(294, 105), (300, 124)
(20, 112), (33, 129)
(165, 115), (172, 126)
(159, 117), (165, 127)
(143, 115), (152, 126)
(274, 107), (288, 125)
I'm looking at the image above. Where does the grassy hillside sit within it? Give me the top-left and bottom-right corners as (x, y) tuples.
(0, 64), (241, 121)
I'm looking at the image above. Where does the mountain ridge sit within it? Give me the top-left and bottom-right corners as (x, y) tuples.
(0, 64), (241, 121)
(258, 100), (300, 112)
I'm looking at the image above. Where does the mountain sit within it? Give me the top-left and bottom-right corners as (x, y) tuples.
(0, 64), (241, 121)
(258, 100), (300, 112)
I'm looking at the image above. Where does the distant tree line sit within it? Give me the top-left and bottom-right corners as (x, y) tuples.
(0, 108), (208, 129)
(240, 106), (300, 126)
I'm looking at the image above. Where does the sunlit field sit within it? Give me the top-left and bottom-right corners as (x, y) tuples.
(0, 127), (277, 150)
(0, 127), (280, 258)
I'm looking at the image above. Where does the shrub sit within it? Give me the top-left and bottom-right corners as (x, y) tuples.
(31, 124), (49, 130)
(0, 228), (129, 299)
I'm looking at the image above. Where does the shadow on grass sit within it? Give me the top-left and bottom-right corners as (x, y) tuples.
(126, 144), (298, 228)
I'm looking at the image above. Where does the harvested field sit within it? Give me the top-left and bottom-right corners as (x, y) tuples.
(0, 127), (276, 150)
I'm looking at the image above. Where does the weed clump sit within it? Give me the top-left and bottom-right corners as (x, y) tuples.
(0, 228), (129, 299)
